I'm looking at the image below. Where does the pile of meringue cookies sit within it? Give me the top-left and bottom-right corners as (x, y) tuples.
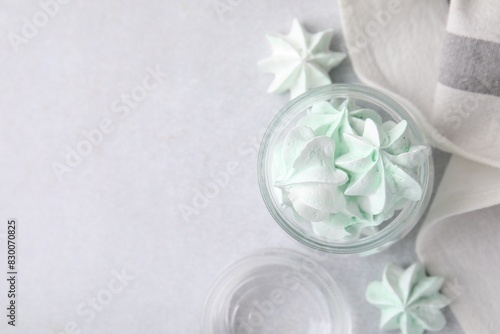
(273, 98), (430, 241)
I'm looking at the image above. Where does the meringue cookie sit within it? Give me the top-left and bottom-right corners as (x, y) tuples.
(311, 212), (378, 241)
(297, 98), (382, 157)
(366, 263), (450, 334)
(275, 127), (348, 221)
(311, 213), (359, 241)
(258, 19), (346, 99)
(336, 118), (430, 216)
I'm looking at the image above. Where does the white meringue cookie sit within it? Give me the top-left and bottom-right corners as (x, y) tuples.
(258, 20), (346, 99)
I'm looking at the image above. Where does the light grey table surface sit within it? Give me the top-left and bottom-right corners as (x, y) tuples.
(0, 0), (463, 333)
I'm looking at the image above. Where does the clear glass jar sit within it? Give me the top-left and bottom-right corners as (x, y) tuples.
(258, 84), (433, 254)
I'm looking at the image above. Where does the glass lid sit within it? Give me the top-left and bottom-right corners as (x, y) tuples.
(202, 248), (351, 334)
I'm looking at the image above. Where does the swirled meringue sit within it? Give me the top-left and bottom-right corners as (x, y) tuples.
(366, 263), (450, 334)
(297, 99), (383, 157)
(336, 118), (430, 216)
(275, 126), (348, 222)
(258, 20), (346, 99)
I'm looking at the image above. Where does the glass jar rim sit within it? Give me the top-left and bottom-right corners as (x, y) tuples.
(257, 84), (433, 254)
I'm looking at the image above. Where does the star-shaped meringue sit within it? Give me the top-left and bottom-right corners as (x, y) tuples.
(297, 98), (383, 157)
(258, 19), (346, 99)
(335, 118), (430, 216)
(367, 263), (450, 334)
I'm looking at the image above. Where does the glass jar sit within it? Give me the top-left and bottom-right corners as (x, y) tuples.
(258, 84), (433, 254)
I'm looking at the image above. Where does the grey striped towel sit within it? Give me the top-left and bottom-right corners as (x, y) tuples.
(339, 0), (500, 333)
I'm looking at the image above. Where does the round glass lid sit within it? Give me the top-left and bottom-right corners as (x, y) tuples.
(202, 248), (351, 334)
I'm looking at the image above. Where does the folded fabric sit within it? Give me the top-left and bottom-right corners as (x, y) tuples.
(338, 0), (500, 333)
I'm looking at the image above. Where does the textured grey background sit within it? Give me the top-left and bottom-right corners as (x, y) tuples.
(0, 0), (463, 333)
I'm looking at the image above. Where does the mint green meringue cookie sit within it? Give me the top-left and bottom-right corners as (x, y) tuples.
(336, 118), (430, 216)
(311, 212), (378, 241)
(275, 126), (348, 222)
(366, 263), (450, 334)
(297, 99), (382, 157)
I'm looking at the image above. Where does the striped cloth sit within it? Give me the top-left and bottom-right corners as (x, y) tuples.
(339, 0), (500, 333)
